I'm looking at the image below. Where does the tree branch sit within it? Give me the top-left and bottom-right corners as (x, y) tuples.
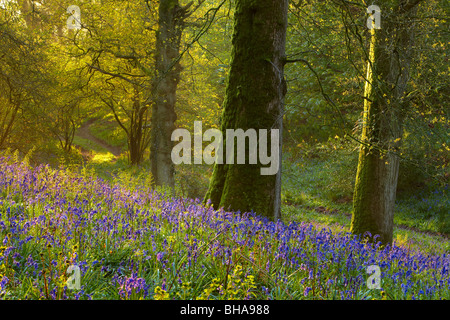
(86, 63), (143, 87)
(397, 0), (424, 13)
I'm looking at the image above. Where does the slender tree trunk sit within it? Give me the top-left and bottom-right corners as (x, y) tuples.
(203, 0), (288, 220)
(150, 0), (185, 188)
(0, 103), (20, 149)
(129, 84), (146, 165)
(0, 74), (21, 149)
(351, 1), (419, 245)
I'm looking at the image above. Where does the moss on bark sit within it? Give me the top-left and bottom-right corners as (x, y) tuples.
(204, 0), (288, 220)
(351, 1), (418, 245)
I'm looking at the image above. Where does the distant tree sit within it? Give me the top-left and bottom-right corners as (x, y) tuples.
(150, 0), (207, 187)
(0, 2), (49, 151)
(150, 0), (187, 187)
(0, 0), (89, 155)
(204, 0), (289, 220)
(70, 0), (156, 165)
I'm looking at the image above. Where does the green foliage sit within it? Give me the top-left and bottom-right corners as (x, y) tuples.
(283, 136), (358, 207)
(88, 117), (128, 150)
(395, 187), (450, 235)
(0, 0), (448, 301)
(175, 164), (211, 200)
(397, 119), (449, 196)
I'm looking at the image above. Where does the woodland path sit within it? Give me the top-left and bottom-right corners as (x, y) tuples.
(75, 118), (122, 157)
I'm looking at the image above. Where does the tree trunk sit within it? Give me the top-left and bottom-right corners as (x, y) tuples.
(150, 0), (185, 188)
(203, 0), (288, 220)
(0, 102), (20, 149)
(129, 84), (148, 165)
(351, 1), (419, 245)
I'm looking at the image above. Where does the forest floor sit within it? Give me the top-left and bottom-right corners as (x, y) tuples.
(70, 118), (450, 254)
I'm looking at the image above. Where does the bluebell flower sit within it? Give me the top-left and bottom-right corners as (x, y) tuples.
(304, 287), (312, 297)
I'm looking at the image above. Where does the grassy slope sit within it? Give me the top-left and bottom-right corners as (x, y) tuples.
(280, 153), (450, 255)
(77, 119), (449, 254)
(1, 156), (449, 300)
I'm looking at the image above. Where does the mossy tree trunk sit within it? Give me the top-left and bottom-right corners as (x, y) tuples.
(203, 0), (289, 220)
(150, 0), (186, 188)
(351, 1), (420, 245)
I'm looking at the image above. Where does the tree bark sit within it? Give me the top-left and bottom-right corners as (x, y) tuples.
(203, 0), (288, 220)
(351, 1), (419, 245)
(150, 0), (185, 188)
(129, 84), (148, 165)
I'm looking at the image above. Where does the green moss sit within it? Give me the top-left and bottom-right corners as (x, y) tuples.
(203, 0), (288, 220)
(350, 2), (415, 245)
(351, 148), (380, 239)
(350, 26), (389, 244)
